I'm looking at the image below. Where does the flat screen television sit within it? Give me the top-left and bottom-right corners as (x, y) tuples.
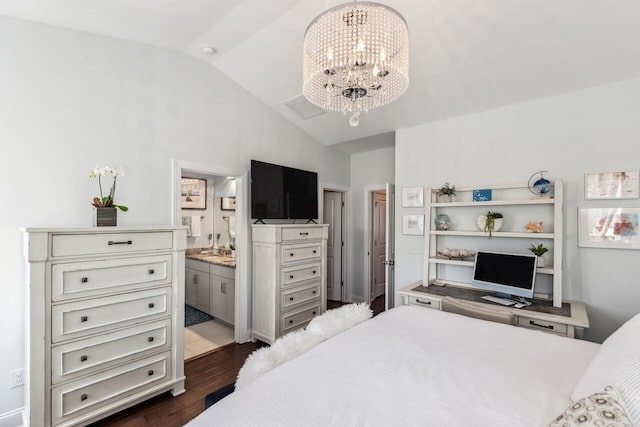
(472, 251), (537, 300)
(251, 160), (318, 220)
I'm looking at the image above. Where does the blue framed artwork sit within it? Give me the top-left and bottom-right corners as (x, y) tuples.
(473, 189), (492, 202)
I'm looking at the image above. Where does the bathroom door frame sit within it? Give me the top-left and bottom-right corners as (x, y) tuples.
(171, 159), (251, 344)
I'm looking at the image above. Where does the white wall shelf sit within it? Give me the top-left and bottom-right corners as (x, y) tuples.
(424, 180), (564, 307)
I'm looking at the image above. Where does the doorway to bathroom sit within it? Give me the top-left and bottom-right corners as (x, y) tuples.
(172, 160), (251, 361)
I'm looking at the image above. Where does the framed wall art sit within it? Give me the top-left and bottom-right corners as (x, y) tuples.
(401, 186), (424, 207)
(181, 177), (207, 209)
(221, 196), (236, 211)
(402, 215), (424, 235)
(578, 207), (640, 249)
(585, 170), (638, 200)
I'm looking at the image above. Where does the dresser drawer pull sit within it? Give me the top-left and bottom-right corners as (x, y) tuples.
(81, 277), (88, 283)
(312, 311), (317, 315)
(312, 270), (317, 274)
(299, 232), (309, 236)
(289, 275), (294, 279)
(148, 336), (154, 342)
(80, 355), (88, 362)
(529, 320), (554, 330)
(289, 297), (294, 301)
(80, 393), (88, 401)
(289, 253), (294, 257)
(312, 250), (317, 254)
(108, 240), (133, 246)
(148, 303), (155, 309)
(416, 300), (432, 306)
(81, 316), (88, 322)
(312, 290), (317, 294)
(148, 370), (154, 376)
(148, 269), (155, 274)
(289, 319), (294, 324)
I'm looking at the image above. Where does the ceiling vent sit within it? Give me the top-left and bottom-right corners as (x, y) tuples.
(283, 94), (326, 120)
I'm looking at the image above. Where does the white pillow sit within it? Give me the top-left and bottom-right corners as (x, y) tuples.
(572, 313), (640, 426)
(550, 386), (633, 427)
(306, 302), (372, 340)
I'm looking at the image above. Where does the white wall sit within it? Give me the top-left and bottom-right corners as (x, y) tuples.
(0, 16), (349, 416)
(349, 146), (395, 301)
(395, 77), (640, 343)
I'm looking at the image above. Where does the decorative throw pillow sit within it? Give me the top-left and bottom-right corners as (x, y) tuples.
(572, 313), (640, 426)
(549, 386), (633, 427)
(306, 302), (373, 340)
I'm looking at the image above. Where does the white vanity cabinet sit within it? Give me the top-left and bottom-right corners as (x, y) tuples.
(252, 224), (328, 344)
(209, 264), (235, 325)
(23, 226), (186, 427)
(185, 259), (211, 313)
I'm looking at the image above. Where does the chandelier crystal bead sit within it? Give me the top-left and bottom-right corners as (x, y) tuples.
(303, 1), (409, 124)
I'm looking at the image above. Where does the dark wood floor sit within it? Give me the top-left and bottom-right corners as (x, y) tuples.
(89, 342), (263, 426)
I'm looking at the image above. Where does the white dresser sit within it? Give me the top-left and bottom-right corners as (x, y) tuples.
(251, 224), (328, 344)
(23, 226), (187, 427)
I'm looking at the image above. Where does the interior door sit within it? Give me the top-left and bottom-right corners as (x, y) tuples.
(372, 192), (386, 300)
(384, 183), (395, 310)
(324, 190), (343, 301)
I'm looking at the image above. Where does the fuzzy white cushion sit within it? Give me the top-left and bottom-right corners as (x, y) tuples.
(236, 303), (372, 388)
(306, 302), (373, 340)
(572, 313), (640, 426)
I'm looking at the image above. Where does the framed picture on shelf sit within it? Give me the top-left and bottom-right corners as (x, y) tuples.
(578, 207), (640, 249)
(585, 170), (638, 200)
(221, 196), (236, 211)
(181, 177), (207, 210)
(401, 186), (424, 207)
(402, 215), (424, 235)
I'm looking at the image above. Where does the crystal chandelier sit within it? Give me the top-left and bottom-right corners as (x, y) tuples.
(303, 1), (409, 126)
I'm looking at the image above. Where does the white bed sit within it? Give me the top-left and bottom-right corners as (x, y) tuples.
(187, 305), (603, 426)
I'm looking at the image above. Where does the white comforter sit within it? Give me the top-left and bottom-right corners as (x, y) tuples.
(187, 305), (599, 427)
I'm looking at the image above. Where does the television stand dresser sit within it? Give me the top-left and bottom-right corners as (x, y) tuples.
(23, 226), (187, 426)
(399, 282), (589, 339)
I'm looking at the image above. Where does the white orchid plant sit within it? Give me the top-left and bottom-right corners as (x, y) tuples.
(89, 166), (129, 212)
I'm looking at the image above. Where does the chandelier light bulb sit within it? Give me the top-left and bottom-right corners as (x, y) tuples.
(349, 112), (361, 127)
(302, 2), (409, 125)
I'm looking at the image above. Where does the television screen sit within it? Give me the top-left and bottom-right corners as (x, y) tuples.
(472, 251), (537, 298)
(251, 160), (318, 220)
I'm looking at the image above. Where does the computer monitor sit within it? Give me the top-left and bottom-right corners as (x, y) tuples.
(472, 251), (537, 300)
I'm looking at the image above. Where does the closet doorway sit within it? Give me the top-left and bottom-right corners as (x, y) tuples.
(320, 184), (350, 307)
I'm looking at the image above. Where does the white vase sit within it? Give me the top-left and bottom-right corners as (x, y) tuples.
(438, 194), (453, 203)
(231, 250), (236, 259)
(476, 216), (503, 233)
(537, 256), (545, 268)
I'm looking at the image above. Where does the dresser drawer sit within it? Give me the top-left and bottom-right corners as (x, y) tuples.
(281, 227), (324, 241)
(51, 255), (172, 301)
(281, 263), (321, 288)
(281, 303), (320, 334)
(281, 242), (321, 265)
(51, 351), (171, 425)
(51, 319), (171, 384)
(51, 287), (172, 343)
(408, 295), (441, 310)
(517, 316), (568, 335)
(51, 232), (173, 257)
(281, 283), (321, 310)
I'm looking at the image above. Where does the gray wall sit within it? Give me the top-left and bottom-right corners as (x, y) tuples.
(0, 16), (349, 415)
(395, 77), (640, 343)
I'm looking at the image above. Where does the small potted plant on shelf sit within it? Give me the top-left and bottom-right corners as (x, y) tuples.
(528, 243), (549, 267)
(230, 244), (236, 259)
(477, 211), (503, 238)
(436, 182), (456, 202)
(90, 165), (128, 227)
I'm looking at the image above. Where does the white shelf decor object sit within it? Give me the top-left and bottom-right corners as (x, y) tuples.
(252, 224), (328, 344)
(23, 226), (187, 427)
(424, 181), (564, 307)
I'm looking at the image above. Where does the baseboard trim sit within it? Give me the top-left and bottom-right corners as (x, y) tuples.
(0, 407), (25, 427)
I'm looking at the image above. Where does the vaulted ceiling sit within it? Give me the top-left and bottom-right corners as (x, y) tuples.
(2, 0), (640, 152)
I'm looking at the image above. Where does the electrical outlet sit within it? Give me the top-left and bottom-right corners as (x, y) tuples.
(10, 368), (24, 388)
